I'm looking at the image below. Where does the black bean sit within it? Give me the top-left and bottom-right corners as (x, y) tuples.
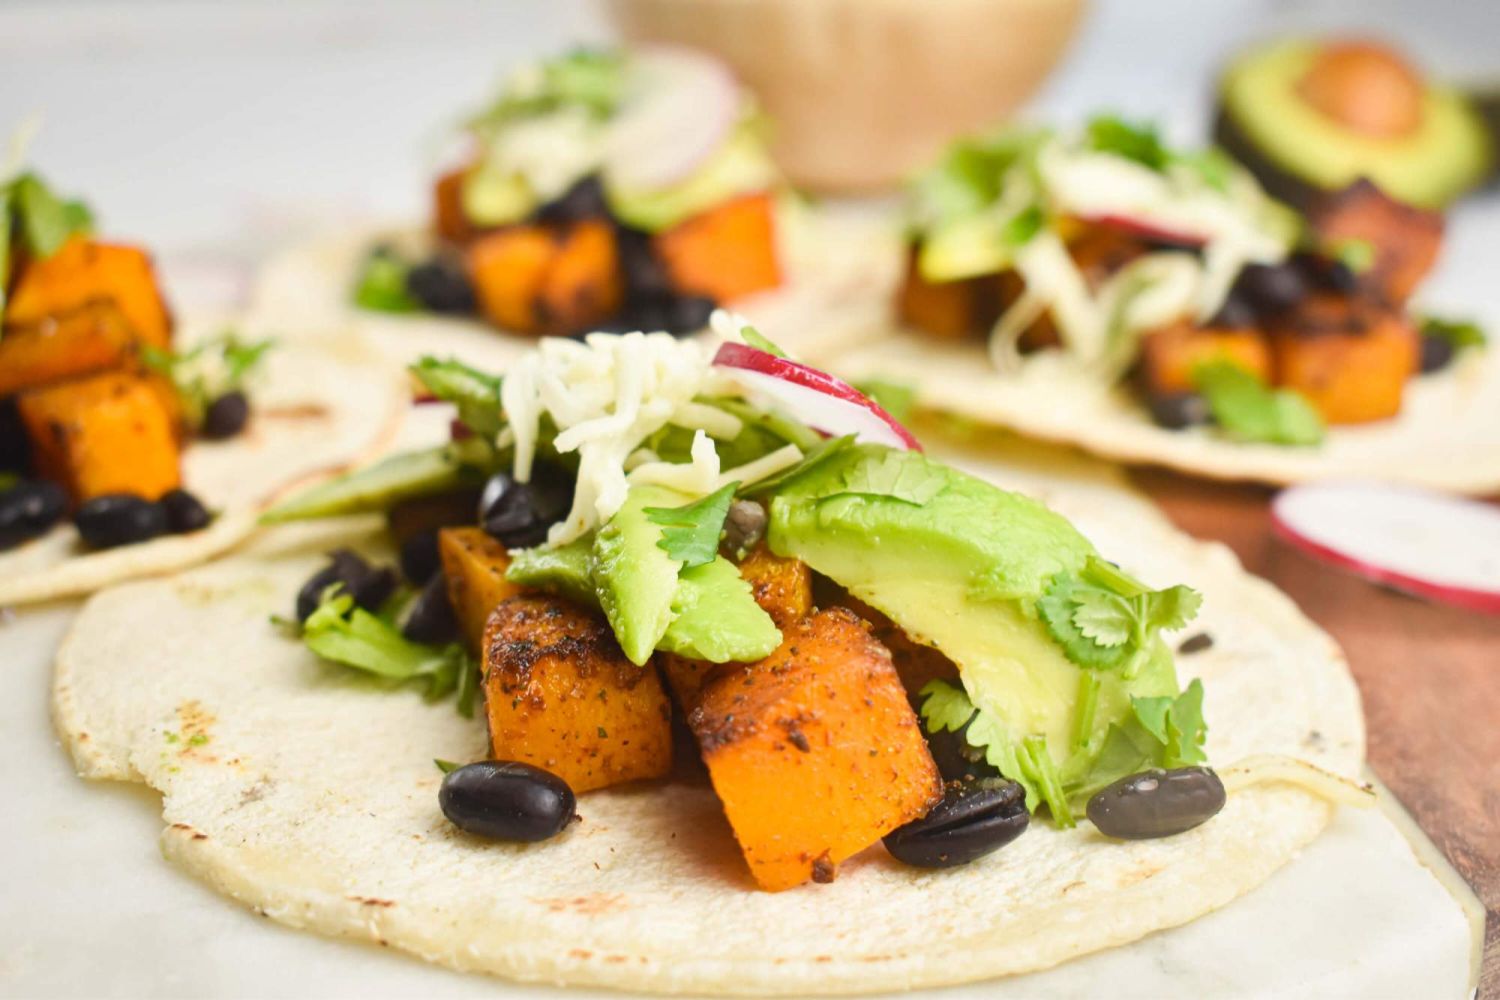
(0, 397), (29, 473)
(923, 722), (1002, 783)
(0, 480), (68, 550)
(294, 549), (394, 621)
(1231, 261), (1306, 316)
(1147, 392), (1212, 429)
(1419, 334), (1455, 374)
(1207, 292), (1258, 329)
(884, 779), (1029, 868)
(201, 391), (250, 440)
(399, 528), (442, 584)
(478, 465), (574, 549)
(1289, 250), (1357, 294)
(402, 573), (459, 644)
(531, 176), (610, 226)
(1087, 766), (1226, 840)
(616, 227), (671, 300)
(439, 760), (576, 842)
(1177, 632), (1214, 655)
(406, 256), (476, 314)
(160, 489), (212, 534)
(663, 295), (717, 336)
(74, 493), (168, 550)
(722, 499), (767, 554)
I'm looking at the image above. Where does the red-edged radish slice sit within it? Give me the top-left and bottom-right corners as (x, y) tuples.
(712, 342), (922, 451)
(1272, 481), (1500, 615)
(603, 48), (740, 192)
(1082, 213), (1208, 248)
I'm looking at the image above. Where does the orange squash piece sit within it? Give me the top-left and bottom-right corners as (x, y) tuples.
(438, 527), (523, 652)
(483, 595), (673, 793)
(688, 607), (942, 891)
(0, 301), (147, 397)
(1308, 178), (1443, 304)
(830, 592), (960, 696)
(896, 250), (1001, 341)
(737, 545), (813, 629)
(433, 165), (476, 245)
(1273, 295), (1418, 424)
(466, 220), (623, 336)
(17, 370), (181, 503)
(1139, 319), (1273, 396)
(6, 237), (172, 349)
(653, 191), (781, 304)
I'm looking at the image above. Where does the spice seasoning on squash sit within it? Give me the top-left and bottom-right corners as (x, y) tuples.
(653, 192), (781, 304)
(438, 526), (523, 652)
(6, 236), (173, 349)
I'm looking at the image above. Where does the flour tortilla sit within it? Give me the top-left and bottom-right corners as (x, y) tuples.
(245, 199), (903, 372)
(52, 442), (1364, 995)
(0, 321), (404, 606)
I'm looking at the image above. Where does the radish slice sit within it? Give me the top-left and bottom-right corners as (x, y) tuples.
(1083, 213), (1207, 248)
(603, 48), (740, 192)
(1272, 481), (1500, 614)
(712, 342), (922, 451)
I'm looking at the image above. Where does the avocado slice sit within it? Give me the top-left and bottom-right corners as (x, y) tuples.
(658, 556), (782, 663)
(1215, 39), (1492, 209)
(506, 535), (597, 607)
(606, 123), (778, 234)
(767, 445), (1183, 809)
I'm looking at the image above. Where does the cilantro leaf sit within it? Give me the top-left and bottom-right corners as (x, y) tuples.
(740, 325), (788, 358)
(1193, 360), (1325, 447)
(1039, 557), (1202, 671)
(434, 759), (461, 774)
(142, 331), (275, 430)
(853, 378), (916, 423)
(410, 355), (505, 441)
(12, 172), (93, 257)
(909, 128), (1050, 231)
(917, 678), (980, 733)
(1037, 573), (1130, 669)
(1421, 314), (1486, 350)
(835, 450), (946, 505)
(1071, 589), (1134, 647)
(299, 586), (479, 716)
(1086, 115), (1170, 171)
(1163, 678), (1208, 767)
(642, 482), (739, 568)
(353, 247), (418, 314)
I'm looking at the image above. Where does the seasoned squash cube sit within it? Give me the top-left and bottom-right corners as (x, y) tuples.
(433, 165), (477, 245)
(0, 302), (146, 397)
(1309, 178), (1442, 304)
(1273, 297), (1418, 424)
(688, 607), (942, 891)
(6, 237), (172, 348)
(896, 251), (999, 341)
(1139, 319), (1273, 396)
(654, 192), (780, 304)
(737, 545), (812, 628)
(484, 595), (673, 793)
(16, 370), (181, 503)
(466, 220), (622, 336)
(438, 527), (522, 652)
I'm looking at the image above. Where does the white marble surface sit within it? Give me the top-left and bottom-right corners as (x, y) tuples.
(0, 1), (1488, 996)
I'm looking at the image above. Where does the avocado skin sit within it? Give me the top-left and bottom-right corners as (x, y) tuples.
(1214, 41), (1493, 210)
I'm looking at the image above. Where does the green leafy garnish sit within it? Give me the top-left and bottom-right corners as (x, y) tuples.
(1038, 556), (1201, 672)
(1175, 147), (1236, 193)
(470, 49), (626, 132)
(909, 128), (1051, 231)
(834, 449), (946, 505)
(353, 247), (418, 313)
(434, 759), (461, 774)
(643, 481), (739, 569)
(142, 332), (275, 430)
(299, 587), (479, 716)
(1329, 238), (1375, 274)
(1085, 115), (1170, 171)
(12, 173), (93, 258)
(740, 325), (788, 358)
(411, 355), (505, 441)
(1003, 204), (1045, 247)
(1420, 315), (1486, 350)
(1066, 680), (1209, 799)
(1193, 360), (1324, 446)
(853, 378), (916, 423)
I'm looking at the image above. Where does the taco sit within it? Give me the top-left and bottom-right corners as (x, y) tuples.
(787, 117), (1500, 492)
(246, 48), (899, 367)
(55, 317), (1369, 992)
(0, 167), (405, 605)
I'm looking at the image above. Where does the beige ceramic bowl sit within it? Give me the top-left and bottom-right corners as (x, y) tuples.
(607, 0), (1087, 193)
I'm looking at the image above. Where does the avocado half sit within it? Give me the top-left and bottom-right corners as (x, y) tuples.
(1214, 40), (1493, 210)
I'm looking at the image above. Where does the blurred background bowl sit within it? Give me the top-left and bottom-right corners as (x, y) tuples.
(607, 0), (1089, 194)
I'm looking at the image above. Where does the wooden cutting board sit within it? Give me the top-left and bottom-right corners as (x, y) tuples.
(1133, 469), (1500, 997)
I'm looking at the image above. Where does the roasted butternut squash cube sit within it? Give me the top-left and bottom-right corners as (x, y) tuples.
(1273, 299), (1418, 424)
(17, 370), (181, 503)
(433, 165), (477, 245)
(825, 591), (959, 696)
(0, 301), (145, 397)
(654, 191), (781, 304)
(1309, 178), (1442, 304)
(466, 220), (623, 336)
(438, 527), (522, 652)
(896, 251), (998, 341)
(688, 607), (942, 891)
(6, 237), (172, 348)
(484, 595), (673, 793)
(1139, 319), (1273, 396)
(737, 546), (812, 628)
